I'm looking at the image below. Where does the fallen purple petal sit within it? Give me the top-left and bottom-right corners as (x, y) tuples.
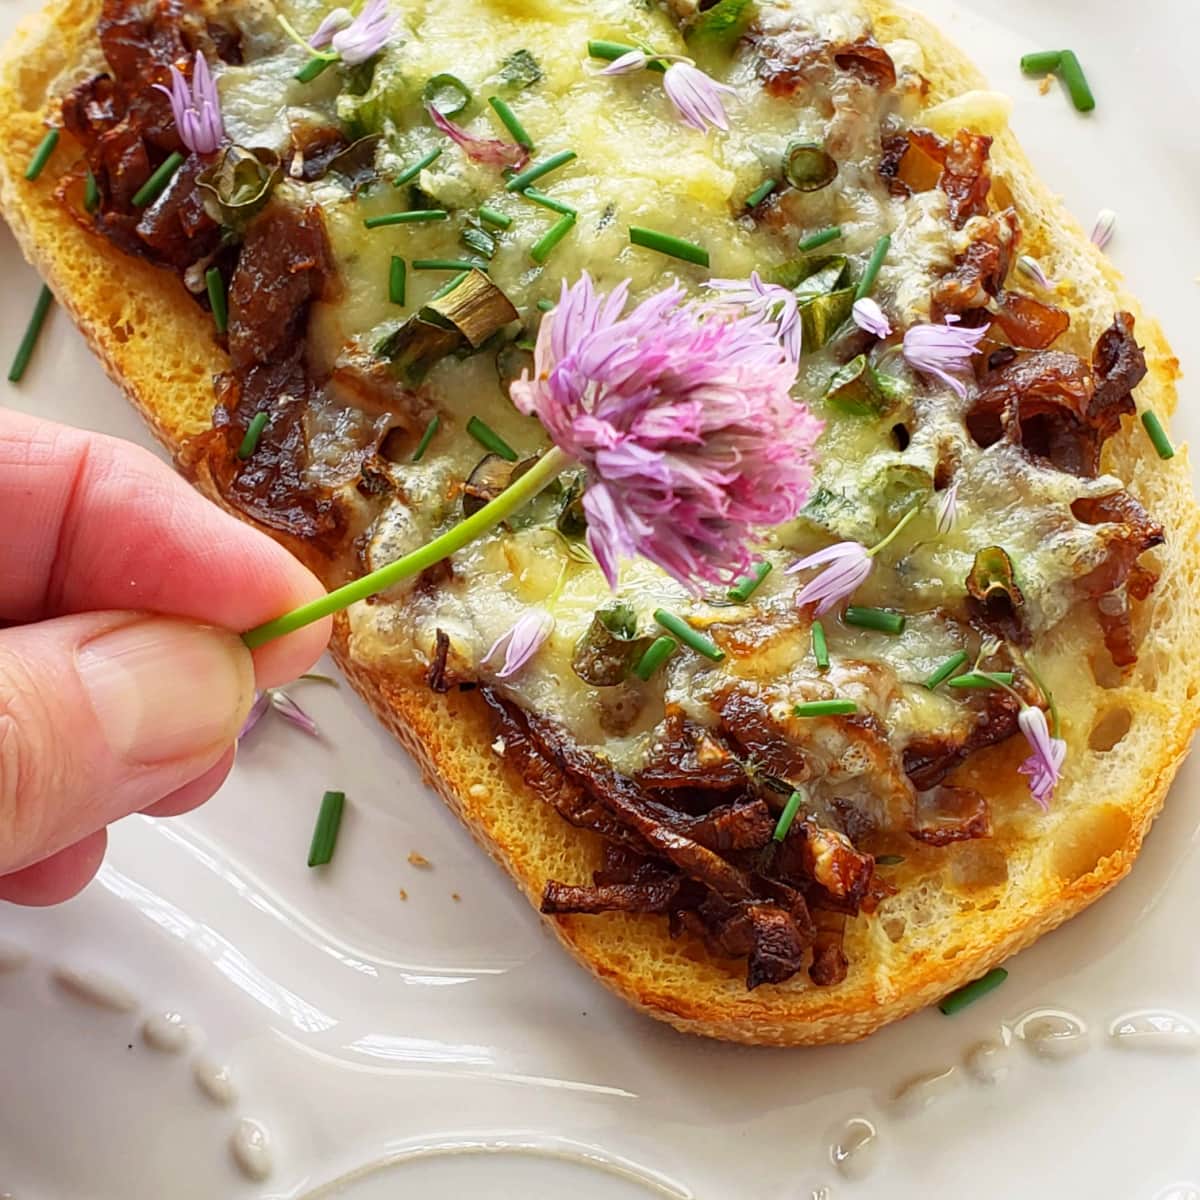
(270, 690), (320, 738)
(599, 49), (648, 75)
(661, 61), (735, 133)
(902, 316), (989, 398)
(483, 611), (555, 678)
(852, 297), (892, 339)
(238, 690), (271, 741)
(427, 105), (530, 170)
(1017, 705), (1066, 809)
(787, 541), (872, 615)
(1090, 208), (1117, 251)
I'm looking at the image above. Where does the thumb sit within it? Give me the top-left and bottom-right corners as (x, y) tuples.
(0, 612), (255, 876)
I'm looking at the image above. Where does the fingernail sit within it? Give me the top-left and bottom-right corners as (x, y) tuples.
(77, 619), (254, 764)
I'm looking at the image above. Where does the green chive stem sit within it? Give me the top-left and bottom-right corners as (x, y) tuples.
(131, 151), (184, 208)
(773, 789), (806, 842)
(1020, 50), (1062, 75)
(629, 226), (710, 268)
(411, 414), (439, 462)
(394, 147), (443, 187)
(844, 606), (905, 635)
(412, 258), (489, 272)
(947, 671), (1015, 690)
(505, 150), (577, 193)
(488, 96), (534, 149)
(633, 636), (678, 681)
(1057, 50), (1095, 113)
(521, 186), (577, 216)
(24, 128), (59, 181)
(7, 285), (54, 383)
(866, 504), (920, 559)
(205, 267), (228, 334)
(479, 205), (513, 229)
(793, 699), (857, 717)
(938, 967), (1008, 1015)
(798, 225), (843, 252)
(854, 233), (891, 301)
(295, 56), (334, 83)
(811, 620), (829, 670)
(530, 213), (576, 265)
(238, 412), (269, 460)
(875, 854), (905, 867)
(429, 271), (471, 301)
(653, 610), (724, 662)
(83, 169), (100, 214)
(364, 210), (449, 229)
(389, 256), (407, 305)
(924, 650), (969, 690)
(728, 561), (771, 603)
(745, 179), (777, 209)
(1141, 411), (1174, 460)
(536, 298), (556, 313)
(466, 415), (518, 461)
(587, 40), (666, 73)
(307, 790), (346, 867)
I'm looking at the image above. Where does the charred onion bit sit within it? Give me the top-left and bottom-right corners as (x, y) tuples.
(966, 546), (1026, 643)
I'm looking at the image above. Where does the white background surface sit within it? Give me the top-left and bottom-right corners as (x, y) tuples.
(1, 1), (1198, 1196)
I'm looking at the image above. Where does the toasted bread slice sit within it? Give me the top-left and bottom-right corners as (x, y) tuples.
(2, 0), (1198, 1045)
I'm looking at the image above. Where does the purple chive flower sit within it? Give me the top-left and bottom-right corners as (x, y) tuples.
(483, 611), (555, 678)
(308, 5), (351, 48)
(706, 272), (802, 362)
(1017, 706), (1066, 809)
(510, 273), (821, 591)
(154, 51), (224, 155)
(1090, 208), (1117, 251)
(1016, 255), (1051, 290)
(787, 542), (872, 615)
(239, 688), (320, 741)
(662, 61), (736, 133)
(902, 316), (989, 399)
(239, 690), (272, 740)
(312, 0), (395, 64)
(852, 298), (892, 339)
(599, 49), (650, 75)
(935, 480), (959, 535)
(427, 105), (530, 170)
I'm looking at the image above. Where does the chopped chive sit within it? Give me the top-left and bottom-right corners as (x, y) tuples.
(462, 224), (496, 259)
(505, 150), (577, 193)
(798, 225), (842, 252)
(875, 854), (905, 866)
(488, 95), (533, 149)
(394, 147), (443, 187)
(924, 650), (969, 691)
(1057, 50), (1095, 113)
(728, 561), (771, 603)
(773, 789), (806, 842)
(479, 205), (513, 229)
(629, 226), (710, 268)
(24, 128), (59, 181)
(238, 412), (270, 460)
(521, 186), (577, 216)
(530, 212), (576, 265)
(947, 671), (1015, 690)
(430, 270), (471, 300)
(633, 635), (678, 681)
(811, 620), (829, 670)
(653, 609), (724, 662)
(1142, 411), (1174, 460)
(844, 606), (905, 635)
(413, 258), (489, 272)
(854, 233), (891, 301)
(422, 73), (473, 117)
(587, 39), (666, 73)
(536, 298), (556, 312)
(389, 256), (406, 305)
(307, 790), (346, 868)
(7, 285), (54, 383)
(745, 178), (777, 209)
(131, 151), (184, 208)
(793, 699), (857, 717)
(83, 169), (99, 213)
(205, 267), (228, 334)
(1020, 50), (1062, 75)
(295, 56), (333, 83)
(364, 210), (449, 229)
(938, 967), (1008, 1016)
(411, 414), (439, 462)
(466, 415), (518, 461)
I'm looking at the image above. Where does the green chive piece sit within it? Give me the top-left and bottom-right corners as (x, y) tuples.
(1020, 50), (1062, 75)
(238, 412), (270, 460)
(430, 270), (470, 301)
(479, 205), (513, 229)
(505, 150), (577, 193)
(412, 258), (489, 272)
(530, 212), (576, 265)
(536, 299), (556, 312)
(411, 414), (440, 462)
(307, 790), (346, 868)
(24, 128), (59, 181)
(938, 967), (1008, 1016)
(1057, 50), (1095, 113)
(629, 226), (710, 268)
(875, 854), (905, 866)
(798, 225), (843, 252)
(296, 56), (333, 84)
(844, 606), (905, 635)
(83, 169), (100, 213)
(422, 72), (473, 117)
(924, 650), (969, 691)
(205, 267), (228, 334)
(488, 96), (534, 149)
(131, 151), (184, 208)
(811, 620), (829, 671)
(394, 147), (443, 187)
(467, 415), (518, 461)
(728, 561), (771, 603)
(389, 256), (406, 305)
(521, 186), (577, 216)
(793, 699), (857, 717)
(633, 635), (678, 681)
(653, 609), (724, 662)
(7, 285), (54, 383)
(1142, 411), (1175, 460)
(947, 671), (1015, 690)
(745, 179), (777, 209)
(773, 790), (806, 842)
(854, 233), (891, 301)
(364, 210), (449, 229)
(588, 40), (666, 73)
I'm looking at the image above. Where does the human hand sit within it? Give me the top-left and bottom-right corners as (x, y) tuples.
(0, 408), (331, 904)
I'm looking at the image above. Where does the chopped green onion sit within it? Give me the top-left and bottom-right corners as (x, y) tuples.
(506, 150), (577, 193)
(728, 561), (771, 603)
(773, 789), (806, 842)
(844, 606), (905, 635)
(413, 258), (489, 272)
(7, 285), (54, 383)
(394, 147), (443, 187)
(295, 56), (333, 84)
(238, 412), (270, 460)
(83, 169), (100, 213)
(1141, 411), (1175, 460)
(307, 790), (346, 868)
(784, 141), (838, 192)
(793, 699), (857, 717)
(629, 226), (710, 268)
(521, 186), (577, 216)
(536, 298), (556, 313)
(1057, 50), (1095, 113)
(429, 270), (471, 300)
(389, 256), (406, 305)
(633, 635), (678, 681)
(530, 213), (576, 265)
(364, 209), (450, 229)
(811, 620), (829, 671)
(488, 95), (534, 149)
(422, 72), (473, 116)
(923, 650), (969, 691)
(587, 39), (666, 73)
(1020, 50), (1062, 75)
(205, 267), (228, 334)
(24, 128), (59, 181)
(854, 233), (891, 301)
(479, 205), (512, 229)
(745, 178), (777, 209)
(938, 967), (1008, 1016)
(875, 854), (905, 866)
(461, 225), (496, 260)
(653, 609), (725, 662)
(131, 151), (184, 208)
(466, 415), (518, 461)
(411, 414), (440, 462)
(947, 671), (1015, 690)
(798, 225), (842, 252)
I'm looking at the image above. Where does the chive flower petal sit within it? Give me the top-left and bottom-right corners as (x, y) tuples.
(1017, 705), (1066, 809)
(427, 105), (530, 170)
(787, 541), (872, 616)
(661, 61), (736, 133)
(902, 316), (989, 398)
(1090, 207), (1117, 251)
(152, 51), (224, 155)
(707, 272), (801, 362)
(483, 610), (554, 678)
(851, 297), (892, 339)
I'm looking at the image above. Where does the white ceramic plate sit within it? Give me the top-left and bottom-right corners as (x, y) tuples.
(2, 1), (1199, 1196)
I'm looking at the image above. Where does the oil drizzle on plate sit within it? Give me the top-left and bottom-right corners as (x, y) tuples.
(1014, 1008), (1089, 1060)
(50, 966), (138, 1013)
(231, 1118), (273, 1182)
(1109, 1010), (1200, 1053)
(890, 1066), (960, 1116)
(141, 1011), (191, 1054)
(828, 1117), (880, 1181)
(193, 1057), (237, 1107)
